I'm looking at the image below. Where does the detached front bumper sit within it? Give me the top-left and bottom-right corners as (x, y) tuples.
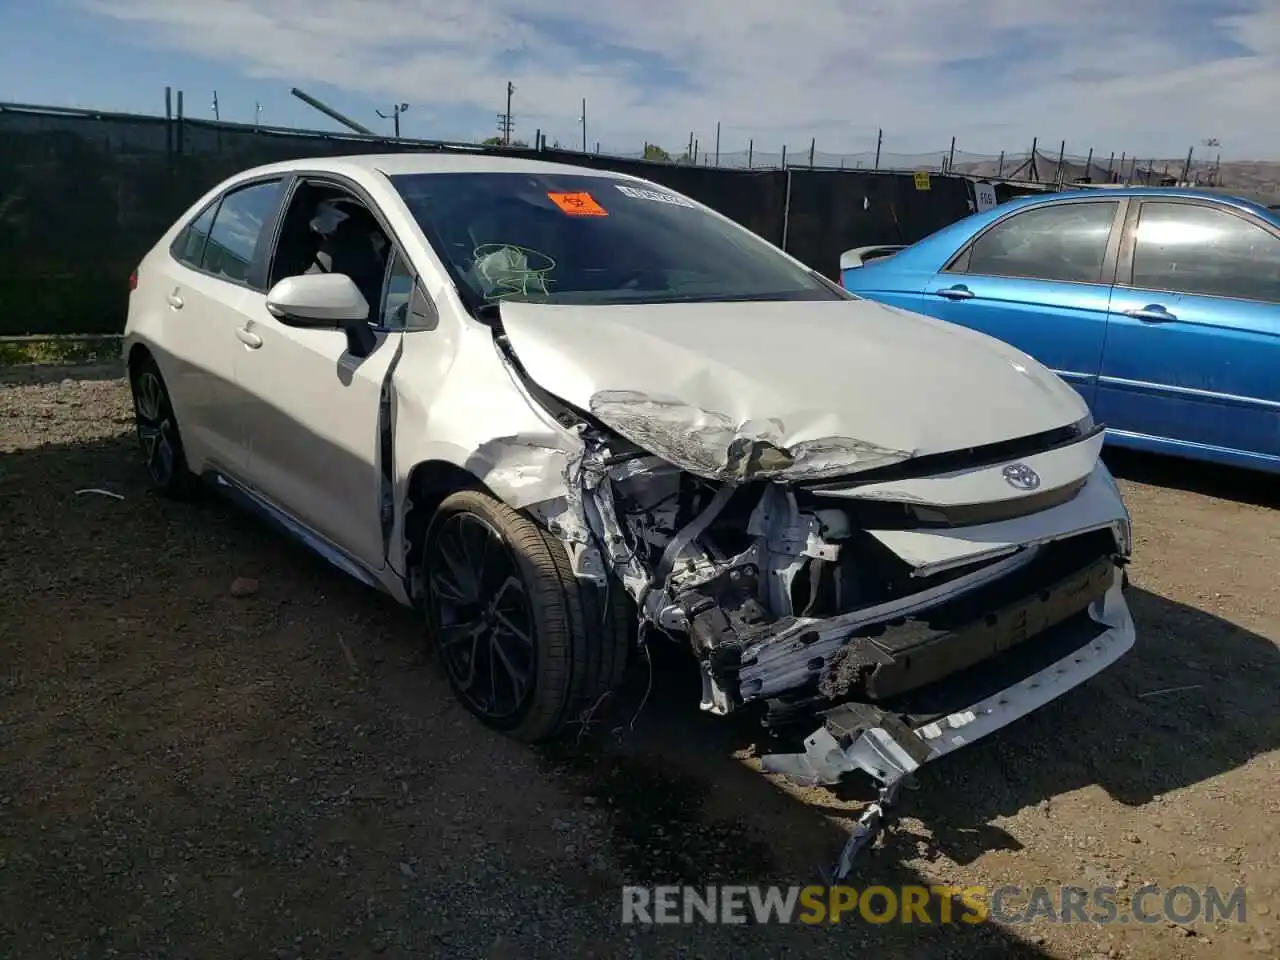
(761, 567), (1134, 787)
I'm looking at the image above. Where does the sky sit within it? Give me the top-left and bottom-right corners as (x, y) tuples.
(1, 0), (1277, 160)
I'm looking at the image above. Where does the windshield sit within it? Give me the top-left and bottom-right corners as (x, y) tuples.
(389, 172), (844, 307)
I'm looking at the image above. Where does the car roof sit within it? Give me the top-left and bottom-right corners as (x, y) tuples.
(995, 185), (1278, 219)
(227, 151), (651, 184)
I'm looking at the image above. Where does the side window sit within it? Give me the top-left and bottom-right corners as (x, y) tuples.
(203, 180), (284, 285)
(266, 184), (395, 318)
(379, 250), (416, 329)
(171, 201), (217, 268)
(1130, 201), (1280, 303)
(959, 201), (1119, 284)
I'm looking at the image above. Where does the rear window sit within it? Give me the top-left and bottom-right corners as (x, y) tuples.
(390, 172), (842, 307)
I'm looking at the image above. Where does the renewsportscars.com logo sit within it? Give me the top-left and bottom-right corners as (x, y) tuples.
(621, 884), (1249, 926)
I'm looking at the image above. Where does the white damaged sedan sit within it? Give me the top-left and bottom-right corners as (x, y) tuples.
(123, 153), (1134, 795)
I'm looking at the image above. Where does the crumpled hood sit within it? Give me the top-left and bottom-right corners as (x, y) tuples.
(499, 298), (1089, 482)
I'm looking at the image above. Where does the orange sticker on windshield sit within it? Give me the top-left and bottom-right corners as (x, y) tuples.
(547, 191), (608, 216)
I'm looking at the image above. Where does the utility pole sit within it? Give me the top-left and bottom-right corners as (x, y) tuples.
(580, 98), (587, 153)
(873, 128), (882, 171)
(255, 102), (263, 128)
(494, 106), (514, 145)
(715, 121), (721, 166)
(501, 81), (515, 145)
(377, 102), (410, 137)
(1199, 138), (1220, 185)
(211, 90), (219, 121)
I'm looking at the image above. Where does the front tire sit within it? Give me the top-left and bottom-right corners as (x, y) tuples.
(129, 353), (196, 499)
(422, 490), (631, 743)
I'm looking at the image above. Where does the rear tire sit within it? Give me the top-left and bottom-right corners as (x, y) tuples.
(129, 353), (197, 499)
(422, 489), (632, 743)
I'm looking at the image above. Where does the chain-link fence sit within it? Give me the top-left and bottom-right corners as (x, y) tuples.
(2, 100), (1034, 335)
(605, 138), (1269, 193)
(25, 99), (1259, 336)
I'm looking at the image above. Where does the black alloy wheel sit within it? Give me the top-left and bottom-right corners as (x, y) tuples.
(427, 511), (537, 725)
(129, 355), (195, 498)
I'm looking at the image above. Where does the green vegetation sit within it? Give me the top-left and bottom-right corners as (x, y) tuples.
(0, 335), (120, 365)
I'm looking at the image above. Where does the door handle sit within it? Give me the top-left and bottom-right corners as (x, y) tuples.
(235, 326), (263, 349)
(166, 292), (184, 310)
(1122, 306), (1176, 323)
(934, 285), (975, 300)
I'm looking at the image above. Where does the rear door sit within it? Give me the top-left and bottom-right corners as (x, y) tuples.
(919, 198), (1125, 407)
(1098, 198), (1280, 465)
(150, 178), (287, 475)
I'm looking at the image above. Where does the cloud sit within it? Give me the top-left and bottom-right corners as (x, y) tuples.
(78, 0), (1280, 157)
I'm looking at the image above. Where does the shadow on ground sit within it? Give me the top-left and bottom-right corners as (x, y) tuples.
(1104, 446), (1280, 510)
(597, 576), (1280, 872)
(1, 429), (1053, 957)
(3, 418), (1275, 958)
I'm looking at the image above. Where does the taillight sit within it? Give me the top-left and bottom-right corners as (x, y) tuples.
(128, 268), (138, 291)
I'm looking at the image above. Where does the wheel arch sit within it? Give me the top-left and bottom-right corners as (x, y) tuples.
(126, 340), (153, 373)
(402, 458), (493, 600)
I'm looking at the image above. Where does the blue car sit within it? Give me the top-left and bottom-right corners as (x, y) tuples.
(840, 187), (1280, 474)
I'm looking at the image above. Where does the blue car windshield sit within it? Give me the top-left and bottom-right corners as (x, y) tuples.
(389, 172), (845, 307)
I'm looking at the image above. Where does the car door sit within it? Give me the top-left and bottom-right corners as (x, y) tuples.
(1098, 198), (1280, 465)
(918, 198), (1125, 407)
(156, 179), (287, 475)
(230, 183), (408, 572)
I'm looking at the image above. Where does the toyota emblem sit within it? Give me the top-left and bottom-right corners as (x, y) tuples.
(1001, 463), (1041, 491)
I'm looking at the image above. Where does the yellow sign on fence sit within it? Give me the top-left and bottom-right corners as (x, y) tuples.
(913, 171), (931, 191)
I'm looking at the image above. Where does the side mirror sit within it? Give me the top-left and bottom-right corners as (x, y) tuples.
(265, 273), (376, 358)
(266, 273), (370, 326)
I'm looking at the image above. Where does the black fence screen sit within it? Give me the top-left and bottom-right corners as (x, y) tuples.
(0, 105), (987, 335)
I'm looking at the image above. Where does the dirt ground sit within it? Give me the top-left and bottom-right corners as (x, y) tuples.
(1, 364), (1277, 960)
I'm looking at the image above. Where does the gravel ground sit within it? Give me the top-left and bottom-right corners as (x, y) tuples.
(1, 364), (1277, 959)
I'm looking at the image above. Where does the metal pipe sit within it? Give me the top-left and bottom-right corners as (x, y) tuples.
(290, 86), (374, 135)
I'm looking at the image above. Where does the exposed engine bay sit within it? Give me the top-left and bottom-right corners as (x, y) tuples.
(524, 401), (1131, 742)
(470, 298), (1135, 882)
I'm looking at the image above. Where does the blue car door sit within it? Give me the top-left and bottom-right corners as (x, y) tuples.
(917, 198), (1125, 408)
(1097, 197), (1280, 468)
